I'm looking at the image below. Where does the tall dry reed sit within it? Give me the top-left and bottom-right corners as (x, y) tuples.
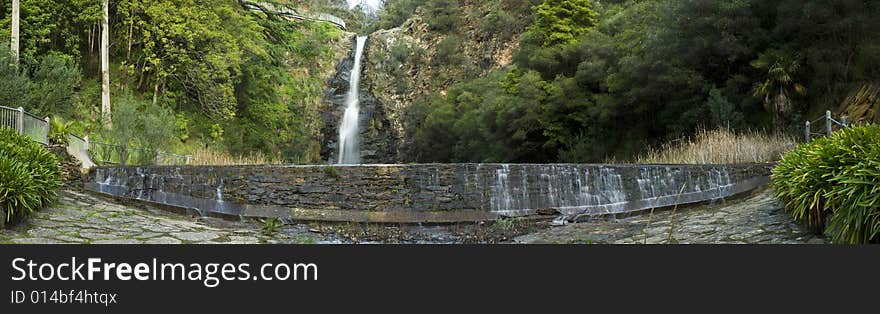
(634, 128), (797, 164)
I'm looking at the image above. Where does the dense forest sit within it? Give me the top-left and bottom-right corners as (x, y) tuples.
(0, 0), (349, 163)
(394, 0), (880, 163)
(1, 0), (878, 164)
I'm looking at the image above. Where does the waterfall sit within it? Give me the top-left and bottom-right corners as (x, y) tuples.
(338, 35), (368, 164)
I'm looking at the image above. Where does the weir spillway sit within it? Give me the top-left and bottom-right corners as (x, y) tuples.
(85, 164), (771, 223)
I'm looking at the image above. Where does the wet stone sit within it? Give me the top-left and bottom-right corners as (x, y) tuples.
(0, 190), (334, 245)
(174, 232), (222, 242)
(144, 237), (183, 244)
(515, 189), (828, 245)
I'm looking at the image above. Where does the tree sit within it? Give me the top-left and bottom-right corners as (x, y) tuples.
(10, 0), (19, 65)
(528, 0), (597, 47)
(751, 49), (805, 131)
(101, 0), (111, 128)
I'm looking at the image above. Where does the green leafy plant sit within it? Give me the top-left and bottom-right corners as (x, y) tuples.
(492, 217), (522, 232)
(0, 128), (61, 225)
(48, 116), (71, 145)
(323, 166), (340, 178)
(261, 217), (286, 234)
(771, 124), (880, 243)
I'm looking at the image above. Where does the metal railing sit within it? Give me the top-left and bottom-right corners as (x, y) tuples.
(2, 105), (191, 166)
(805, 110), (848, 142)
(0, 105), (49, 144)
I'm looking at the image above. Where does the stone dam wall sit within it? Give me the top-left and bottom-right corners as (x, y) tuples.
(85, 164), (772, 223)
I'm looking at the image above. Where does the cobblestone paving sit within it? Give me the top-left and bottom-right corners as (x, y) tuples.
(0, 190), (335, 244)
(514, 188), (828, 244)
(1, 188), (826, 244)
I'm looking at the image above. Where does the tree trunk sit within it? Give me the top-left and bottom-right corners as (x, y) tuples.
(153, 79), (160, 106)
(127, 7), (134, 61)
(101, 0), (112, 129)
(11, 0), (20, 66)
(773, 91), (791, 132)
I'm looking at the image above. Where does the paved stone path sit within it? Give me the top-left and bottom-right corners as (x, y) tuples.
(514, 188), (827, 244)
(1, 188), (825, 244)
(0, 190), (335, 244)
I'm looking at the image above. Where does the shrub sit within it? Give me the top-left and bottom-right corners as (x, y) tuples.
(771, 124), (880, 243)
(0, 128), (61, 224)
(48, 116), (71, 145)
(434, 34), (463, 66)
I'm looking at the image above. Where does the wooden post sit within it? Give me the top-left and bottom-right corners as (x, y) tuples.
(15, 107), (23, 135)
(11, 0), (19, 66)
(825, 110), (833, 137)
(805, 121), (811, 142)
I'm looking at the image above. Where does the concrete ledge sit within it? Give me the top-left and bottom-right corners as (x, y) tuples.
(85, 163), (772, 223)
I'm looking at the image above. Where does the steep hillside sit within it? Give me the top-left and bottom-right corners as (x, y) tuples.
(359, 1), (533, 162)
(838, 83), (880, 124)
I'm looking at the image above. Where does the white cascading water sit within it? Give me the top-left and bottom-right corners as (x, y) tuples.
(337, 36), (368, 164)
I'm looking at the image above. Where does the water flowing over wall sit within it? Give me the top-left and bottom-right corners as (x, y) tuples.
(85, 164), (771, 223)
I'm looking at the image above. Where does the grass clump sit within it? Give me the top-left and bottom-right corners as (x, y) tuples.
(634, 128), (797, 164)
(771, 124), (880, 243)
(0, 128), (61, 225)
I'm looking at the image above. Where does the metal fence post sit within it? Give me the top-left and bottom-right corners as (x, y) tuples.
(43, 116), (50, 143)
(15, 107), (24, 135)
(805, 121), (811, 142)
(825, 110), (833, 137)
(841, 116), (848, 128)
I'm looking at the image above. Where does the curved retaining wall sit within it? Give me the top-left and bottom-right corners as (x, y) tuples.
(85, 164), (771, 223)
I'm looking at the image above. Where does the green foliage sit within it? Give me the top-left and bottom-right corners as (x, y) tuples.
(0, 47), (81, 117)
(261, 217), (285, 234)
(48, 117), (71, 145)
(706, 88), (744, 130)
(751, 48), (805, 130)
(0, 128), (61, 224)
(27, 53), (81, 117)
(0, 47), (29, 108)
(492, 217), (522, 232)
(771, 124), (880, 243)
(322, 166), (340, 178)
(481, 10), (517, 41)
(95, 95), (177, 165)
(423, 0), (459, 32)
(369, 0), (425, 32)
(387, 42), (424, 93)
(528, 0), (598, 46)
(434, 34), (463, 66)
(0, 0), (101, 62)
(410, 0), (880, 163)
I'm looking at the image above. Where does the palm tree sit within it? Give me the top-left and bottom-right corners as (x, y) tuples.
(752, 49), (806, 131)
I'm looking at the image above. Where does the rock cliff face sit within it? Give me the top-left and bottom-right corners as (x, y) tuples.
(320, 34), (399, 164)
(320, 2), (528, 163)
(319, 1), (530, 163)
(838, 83), (880, 124)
